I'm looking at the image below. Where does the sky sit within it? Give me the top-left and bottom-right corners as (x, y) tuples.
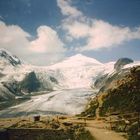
(0, 0), (140, 65)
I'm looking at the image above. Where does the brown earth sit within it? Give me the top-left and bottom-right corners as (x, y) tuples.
(0, 116), (127, 140)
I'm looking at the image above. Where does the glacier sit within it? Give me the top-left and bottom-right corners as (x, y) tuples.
(0, 88), (97, 117)
(2, 51), (131, 117)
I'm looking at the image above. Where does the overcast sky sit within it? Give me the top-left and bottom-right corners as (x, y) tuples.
(0, 0), (140, 65)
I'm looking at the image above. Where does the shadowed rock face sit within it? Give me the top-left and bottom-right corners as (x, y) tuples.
(19, 71), (41, 93)
(94, 57), (134, 91)
(94, 68), (130, 93)
(114, 58), (133, 71)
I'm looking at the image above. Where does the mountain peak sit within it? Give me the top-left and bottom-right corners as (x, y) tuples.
(0, 48), (22, 66)
(67, 54), (102, 65)
(50, 53), (103, 69)
(68, 53), (90, 60)
(71, 53), (85, 57)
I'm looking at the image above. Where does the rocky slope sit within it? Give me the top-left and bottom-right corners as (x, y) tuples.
(82, 65), (140, 117)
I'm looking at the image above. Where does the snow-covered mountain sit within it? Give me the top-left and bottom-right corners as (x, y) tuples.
(0, 49), (58, 101)
(47, 54), (114, 89)
(0, 49), (140, 117)
(0, 49), (22, 74)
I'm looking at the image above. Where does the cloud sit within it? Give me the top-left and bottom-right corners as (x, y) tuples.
(57, 0), (82, 17)
(0, 21), (66, 65)
(0, 21), (30, 50)
(30, 26), (65, 53)
(62, 20), (90, 39)
(57, 0), (140, 51)
(82, 20), (140, 51)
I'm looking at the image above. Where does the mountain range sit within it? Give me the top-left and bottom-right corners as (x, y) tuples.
(0, 49), (139, 117)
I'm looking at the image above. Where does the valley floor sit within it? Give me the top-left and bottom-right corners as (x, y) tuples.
(0, 116), (127, 140)
(65, 117), (127, 140)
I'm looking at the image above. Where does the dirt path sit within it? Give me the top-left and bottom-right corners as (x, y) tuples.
(85, 120), (127, 140)
(64, 117), (127, 140)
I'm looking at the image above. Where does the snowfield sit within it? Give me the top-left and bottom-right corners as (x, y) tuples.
(46, 54), (115, 89)
(2, 50), (140, 117)
(0, 52), (115, 116)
